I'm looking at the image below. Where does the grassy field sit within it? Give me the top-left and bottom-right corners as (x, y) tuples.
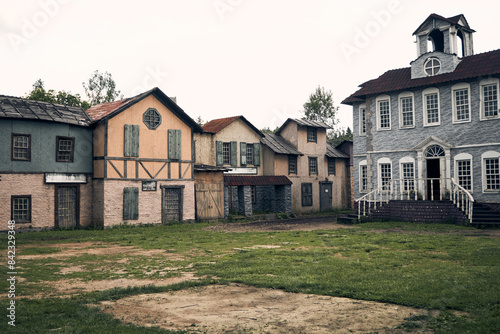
(1, 221), (499, 333)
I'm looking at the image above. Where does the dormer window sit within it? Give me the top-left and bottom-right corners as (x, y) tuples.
(424, 58), (441, 76)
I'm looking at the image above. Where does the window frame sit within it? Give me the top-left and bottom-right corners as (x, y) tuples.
(11, 195), (31, 224)
(288, 155), (297, 175)
(328, 157), (336, 175)
(359, 104), (366, 136)
(452, 83), (471, 124)
(251, 186), (257, 204)
(307, 127), (317, 143)
(399, 157), (415, 192)
(56, 136), (75, 163)
(422, 88), (441, 127)
(308, 156), (318, 175)
(480, 78), (499, 120)
(376, 95), (391, 131)
(454, 153), (473, 192)
(398, 92), (415, 129)
(246, 143), (254, 165)
(482, 151), (500, 192)
(143, 108), (162, 130)
(359, 160), (368, 193)
(222, 142), (230, 165)
(424, 57), (441, 76)
(11, 133), (31, 161)
(377, 158), (392, 190)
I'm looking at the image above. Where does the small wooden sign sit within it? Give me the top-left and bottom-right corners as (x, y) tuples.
(142, 181), (157, 191)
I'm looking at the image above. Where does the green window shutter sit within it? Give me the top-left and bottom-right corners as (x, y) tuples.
(253, 143), (261, 166)
(216, 141), (223, 166)
(240, 142), (247, 166)
(168, 129), (182, 160)
(123, 187), (139, 220)
(230, 141), (237, 167)
(124, 124), (139, 157)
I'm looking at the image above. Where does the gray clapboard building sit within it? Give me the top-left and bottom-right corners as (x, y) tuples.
(343, 14), (500, 224)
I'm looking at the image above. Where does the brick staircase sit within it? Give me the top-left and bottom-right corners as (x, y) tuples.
(471, 203), (500, 226)
(356, 200), (468, 224)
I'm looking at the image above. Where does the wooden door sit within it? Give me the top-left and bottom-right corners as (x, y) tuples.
(195, 183), (224, 220)
(55, 186), (79, 228)
(320, 182), (332, 212)
(162, 187), (183, 223)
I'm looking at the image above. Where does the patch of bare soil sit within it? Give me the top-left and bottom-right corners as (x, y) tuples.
(98, 283), (428, 334)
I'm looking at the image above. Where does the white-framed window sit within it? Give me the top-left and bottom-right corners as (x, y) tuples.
(359, 160), (368, 193)
(376, 95), (391, 130)
(398, 92), (415, 129)
(377, 158), (392, 190)
(399, 157), (415, 192)
(359, 104), (366, 136)
(454, 153), (473, 192)
(423, 88), (440, 126)
(480, 78), (499, 120)
(452, 83), (471, 123)
(482, 151), (500, 192)
(424, 57), (441, 76)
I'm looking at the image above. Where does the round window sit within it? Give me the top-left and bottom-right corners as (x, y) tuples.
(424, 58), (441, 76)
(143, 108), (161, 130)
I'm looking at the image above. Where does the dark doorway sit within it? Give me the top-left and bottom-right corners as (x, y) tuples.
(55, 186), (79, 228)
(319, 182), (332, 212)
(426, 159), (440, 200)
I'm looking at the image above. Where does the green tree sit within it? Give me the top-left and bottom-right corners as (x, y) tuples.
(260, 126), (279, 134)
(302, 86), (339, 130)
(329, 127), (353, 145)
(82, 70), (122, 106)
(26, 79), (90, 110)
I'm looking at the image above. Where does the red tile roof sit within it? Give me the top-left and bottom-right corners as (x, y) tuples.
(85, 97), (134, 122)
(202, 115), (264, 136)
(224, 175), (292, 186)
(342, 49), (500, 105)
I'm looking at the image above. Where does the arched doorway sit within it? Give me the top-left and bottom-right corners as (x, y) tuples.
(425, 145), (445, 200)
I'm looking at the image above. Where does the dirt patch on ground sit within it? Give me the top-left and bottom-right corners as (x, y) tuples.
(98, 283), (428, 334)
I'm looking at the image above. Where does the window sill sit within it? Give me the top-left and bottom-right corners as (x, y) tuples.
(377, 128), (391, 131)
(399, 126), (415, 130)
(423, 123), (440, 127)
(452, 119), (471, 124)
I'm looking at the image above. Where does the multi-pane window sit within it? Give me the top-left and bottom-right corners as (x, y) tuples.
(56, 137), (75, 162)
(143, 108), (161, 129)
(401, 162), (415, 191)
(246, 143), (254, 165)
(424, 91), (440, 125)
(359, 106), (366, 135)
(288, 155), (297, 175)
(12, 134), (30, 161)
(328, 158), (336, 175)
(379, 163), (392, 190)
(485, 158), (500, 190)
(307, 127), (317, 142)
(251, 186), (257, 204)
(378, 99), (390, 129)
(11, 196), (31, 223)
(360, 165), (368, 192)
(400, 96), (414, 128)
(454, 88), (470, 122)
(457, 160), (472, 191)
(483, 84), (498, 118)
(222, 142), (230, 165)
(308, 157), (318, 175)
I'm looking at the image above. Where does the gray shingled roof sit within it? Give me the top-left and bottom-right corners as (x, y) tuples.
(0, 95), (91, 126)
(261, 133), (302, 155)
(276, 118), (330, 135)
(326, 141), (350, 159)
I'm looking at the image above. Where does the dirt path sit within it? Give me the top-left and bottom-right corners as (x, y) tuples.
(98, 283), (429, 334)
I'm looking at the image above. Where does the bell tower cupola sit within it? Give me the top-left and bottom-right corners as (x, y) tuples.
(410, 14), (475, 79)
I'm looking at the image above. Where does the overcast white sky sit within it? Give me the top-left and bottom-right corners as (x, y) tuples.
(1, 0), (498, 131)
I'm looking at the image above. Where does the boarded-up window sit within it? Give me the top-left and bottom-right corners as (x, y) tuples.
(123, 187), (139, 220)
(301, 183), (312, 206)
(124, 124), (139, 157)
(168, 129), (182, 160)
(240, 142), (247, 166)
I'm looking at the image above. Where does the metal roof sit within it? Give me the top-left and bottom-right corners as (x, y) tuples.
(0, 95), (91, 126)
(224, 175), (292, 186)
(276, 118), (330, 135)
(261, 133), (302, 155)
(326, 142), (350, 159)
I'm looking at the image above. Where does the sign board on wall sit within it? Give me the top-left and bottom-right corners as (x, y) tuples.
(45, 173), (87, 184)
(142, 181), (157, 191)
(224, 167), (257, 175)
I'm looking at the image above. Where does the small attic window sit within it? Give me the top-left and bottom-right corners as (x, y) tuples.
(143, 108), (161, 130)
(424, 58), (441, 76)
